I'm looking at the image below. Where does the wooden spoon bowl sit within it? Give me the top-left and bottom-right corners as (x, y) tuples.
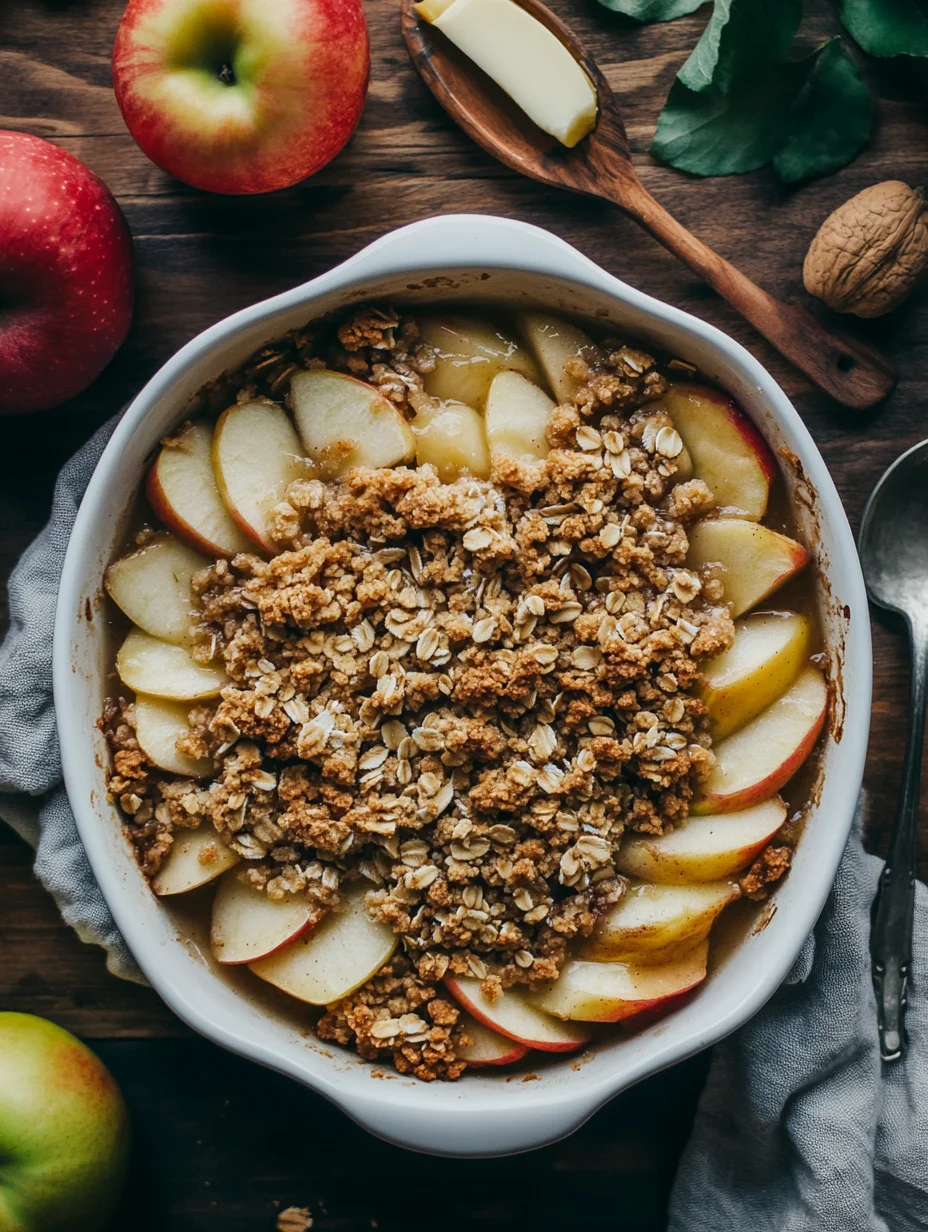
(402, 0), (896, 410)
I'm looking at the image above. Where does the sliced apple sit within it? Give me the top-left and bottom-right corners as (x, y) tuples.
(444, 975), (590, 1052)
(579, 881), (739, 963)
(702, 610), (812, 739)
(662, 383), (777, 519)
(485, 369), (554, 462)
(517, 311), (603, 403)
(116, 628), (228, 701)
(417, 315), (541, 409)
(412, 398), (490, 481)
(531, 942), (709, 1022)
(146, 420), (254, 557)
(105, 533), (207, 647)
(686, 518), (810, 618)
(694, 665), (827, 814)
(674, 443), (694, 484)
(151, 823), (239, 896)
(457, 1013), (529, 1067)
(210, 870), (321, 965)
(212, 400), (307, 552)
(616, 798), (787, 884)
(134, 695), (213, 778)
(249, 881), (396, 1005)
(290, 369), (415, 477)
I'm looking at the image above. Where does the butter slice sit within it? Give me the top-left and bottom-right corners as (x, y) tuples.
(415, 0), (598, 148)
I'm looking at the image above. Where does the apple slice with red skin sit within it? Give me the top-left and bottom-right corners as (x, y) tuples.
(662, 383), (776, 519)
(290, 369), (416, 477)
(687, 518), (810, 618)
(444, 976), (590, 1052)
(250, 881), (395, 1005)
(146, 421), (254, 557)
(212, 400), (307, 552)
(151, 824), (239, 896)
(530, 941), (709, 1022)
(117, 628), (228, 701)
(457, 1013), (530, 1067)
(134, 695), (213, 778)
(579, 880), (739, 963)
(694, 665), (827, 814)
(616, 798), (787, 884)
(105, 532), (207, 646)
(210, 871), (322, 966)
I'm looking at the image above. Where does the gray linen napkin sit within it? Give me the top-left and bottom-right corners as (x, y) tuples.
(3, 430), (928, 1228)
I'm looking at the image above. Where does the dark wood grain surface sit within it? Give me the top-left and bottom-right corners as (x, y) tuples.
(2, 0), (927, 1227)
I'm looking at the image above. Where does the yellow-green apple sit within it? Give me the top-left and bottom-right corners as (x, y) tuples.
(701, 610), (812, 739)
(615, 798), (787, 883)
(289, 369), (415, 476)
(116, 627), (228, 700)
(579, 880), (739, 963)
(687, 517), (809, 618)
(694, 665), (827, 814)
(530, 941), (709, 1022)
(152, 822), (240, 895)
(105, 533), (208, 646)
(412, 399), (490, 481)
(146, 421), (255, 557)
(212, 400), (307, 551)
(457, 1013), (529, 1067)
(133, 695), (214, 777)
(418, 316), (540, 408)
(0, 1013), (129, 1232)
(112, 0), (370, 195)
(485, 370), (554, 462)
(250, 881), (395, 1004)
(210, 870), (322, 964)
(443, 976), (590, 1052)
(662, 383), (776, 519)
(516, 311), (603, 403)
(0, 132), (133, 415)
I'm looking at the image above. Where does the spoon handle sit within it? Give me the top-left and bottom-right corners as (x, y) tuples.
(606, 179), (896, 410)
(871, 620), (928, 1061)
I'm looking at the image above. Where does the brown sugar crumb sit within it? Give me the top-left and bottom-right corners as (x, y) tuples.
(739, 845), (793, 900)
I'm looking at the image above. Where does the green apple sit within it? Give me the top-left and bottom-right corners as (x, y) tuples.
(0, 1014), (129, 1232)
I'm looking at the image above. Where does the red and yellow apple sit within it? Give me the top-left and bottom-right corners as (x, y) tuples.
(444, 975), (590, 1052)
(686, 518), (809, 618)
(113, 0), (370, 194)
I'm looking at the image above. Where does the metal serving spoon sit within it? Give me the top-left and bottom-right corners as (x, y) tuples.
(859, 439), (928, 1061)
(401, 0), (897, 410)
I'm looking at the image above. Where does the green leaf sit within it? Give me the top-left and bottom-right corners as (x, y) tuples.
(652, 38), (873, 181)
(840, 0), (928, 56)
(678, 0), (802, 93)
(595, 0), (706, 20)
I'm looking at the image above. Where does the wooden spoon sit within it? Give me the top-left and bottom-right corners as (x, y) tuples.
(401, 0), (896, 410)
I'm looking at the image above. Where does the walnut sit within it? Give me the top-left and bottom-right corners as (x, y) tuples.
(803, 181), (928, 318)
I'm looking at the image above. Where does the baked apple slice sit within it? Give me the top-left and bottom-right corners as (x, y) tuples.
(687, 518), (810, 617)
(444, 975), (590, 1052)
(615, 798), (787, 883)
(133, 695), (212, 778)
(116, 628), (228, 701)
(210, 871), (322, 965)
(212, 400), (306, 552)
(412, 398), (490, 480)
(530, 942), (709, 1022)
(105, 533), (207, 647)
(146, 420), (254, 557)
(702, 610), (812, 739)
(249, 881), (396, 1005)
(517, 311), (603, 403)
(418, 315), (540, 409)
(662, 383), (776, 519)
(290, 369), (415, 476)
(457, 1013), (529, 1067)
(579, 881), (739, 963)
(694, 665), (827, 814)
(151, 823), (239, 896)
(485, 370), (554, 462)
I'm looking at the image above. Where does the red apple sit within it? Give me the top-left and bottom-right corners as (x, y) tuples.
(112, 0), (370, 195)
(0, 131), (133, 415)
(444, 975), (590, 1052)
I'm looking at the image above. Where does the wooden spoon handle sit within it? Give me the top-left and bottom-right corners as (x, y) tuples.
(611, 179), (896, 410)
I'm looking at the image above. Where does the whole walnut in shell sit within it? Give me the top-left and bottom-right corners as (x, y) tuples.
(803, 181), (928, 318)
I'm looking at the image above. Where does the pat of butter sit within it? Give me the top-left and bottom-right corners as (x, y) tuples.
(415, 0), (598, 148)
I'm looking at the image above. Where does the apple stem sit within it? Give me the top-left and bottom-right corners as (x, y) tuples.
(219, 64), (235, 85)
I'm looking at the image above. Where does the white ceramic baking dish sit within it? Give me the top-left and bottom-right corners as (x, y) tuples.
(54, 214), (870, 1157)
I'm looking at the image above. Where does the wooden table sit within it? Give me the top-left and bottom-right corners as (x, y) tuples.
(2, 1), (927, 1226)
